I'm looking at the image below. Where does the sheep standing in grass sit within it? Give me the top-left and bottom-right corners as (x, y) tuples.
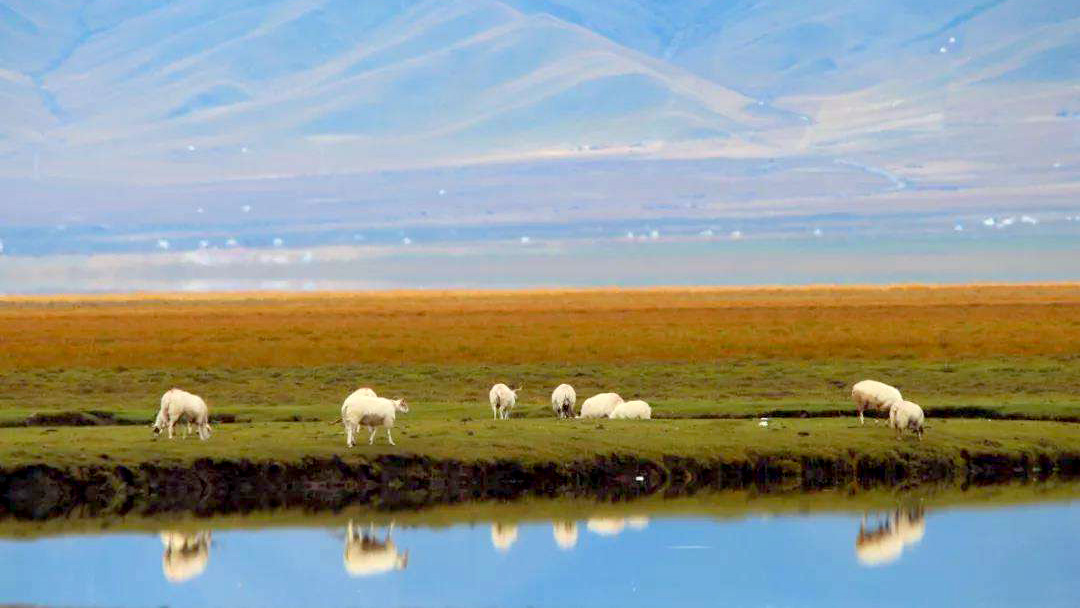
(578, 392), (623, 418)
(344, 521), (409, 577)
(489, 383), (519, 420)
(153, 388), (211, 440)
(551, 384), (577, 418)
(889, 400), (925, 440)
(851, 380), (902, 425)
(342, 395), (409, 446)
(340, 387), (377, 420)
(610, 399), (651, 419)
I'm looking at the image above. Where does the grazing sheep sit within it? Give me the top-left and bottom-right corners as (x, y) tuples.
(579, 392), (624, 419)
(344, 521), (408, 577)
(610, 399), (651, 420)
(153, 388), (211, 440)
(489, 383), (520, 420)
(855, 507), (926, 567)
(851, 380), (903, 425)
(160, 531), (211, 583)
(342, 395), (409, 446)
(491, 523), (519, 552)
(552, 521), (578, 550)
(889, 400), (925, 440)
(551, 384), (577, 418)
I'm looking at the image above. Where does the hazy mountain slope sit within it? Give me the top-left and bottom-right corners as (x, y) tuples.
(1, 0), (783, 183)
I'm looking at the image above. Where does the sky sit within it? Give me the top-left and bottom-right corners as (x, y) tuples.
(0, 1), (1077, 292)
(1, 503), (1078, 607)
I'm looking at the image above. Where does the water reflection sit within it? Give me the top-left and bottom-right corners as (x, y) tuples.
(856, 506), (926, 567)
(552, 521), (578, 550)
(490, 523), (519, 552)
(2, 499), (1077, 607)
(586, 516), (649, 537)
(160, 530), (211, 583)
(344, 521), (409, 577)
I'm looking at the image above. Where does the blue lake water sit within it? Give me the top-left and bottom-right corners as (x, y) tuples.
(1, 501), (1077, 607)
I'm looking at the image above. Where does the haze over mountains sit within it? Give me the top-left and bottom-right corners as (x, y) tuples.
(0, 1), (1077, 291)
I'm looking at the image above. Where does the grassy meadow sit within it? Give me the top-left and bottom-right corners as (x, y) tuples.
(0, 284), (1078, 467)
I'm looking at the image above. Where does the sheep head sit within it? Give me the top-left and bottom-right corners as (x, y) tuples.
(394, 398), (409, 413)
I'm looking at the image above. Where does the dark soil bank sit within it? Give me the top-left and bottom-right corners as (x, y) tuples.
(2, 451), (1078, 522)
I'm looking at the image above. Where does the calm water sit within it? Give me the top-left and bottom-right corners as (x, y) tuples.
(1, 502), (1077, 607)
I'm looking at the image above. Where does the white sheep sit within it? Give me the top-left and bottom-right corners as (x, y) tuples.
(851, 380), (902, 425)
(551, 383), (577, 418)
(552, 521), (578, 550)
(889, 399), (925, 440)
(344, 521), (408, 577)
(152, 388), (211, 440)
(610, 399), (651, 419)
(578, 392), (624, 418)
(160, 531), (211, 583)
(340, 387), (377, 420)
(342, 395), (409, 446)
(489, 383), (520, 420)
(491, 523), (519, 552)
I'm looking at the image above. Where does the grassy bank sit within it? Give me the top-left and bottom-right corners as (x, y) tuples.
(2, 358), (1079, 425)
(1, 417), (1077, 469)
(1, 285), (1077, 475)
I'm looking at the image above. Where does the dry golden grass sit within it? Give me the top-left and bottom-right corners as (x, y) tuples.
(2, 284), (1079, 369)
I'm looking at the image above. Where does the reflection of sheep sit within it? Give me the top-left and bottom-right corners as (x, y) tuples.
(889, 400), (925, 440)
(491, 523), (519, 552)
(851, 380), (902, 425)
(160, 531), (211, 583)
(344, 521), (409, 577)
(489, 383), (520, 420)
(610, 400), (651, 419)
(586, 518), (626, 536)
(552, 521), (578, 550)
(856, 507), (926, 567)
(579, 393), (623, 418)
(626, 516), (650, 530)
(551, 384), (577, 418)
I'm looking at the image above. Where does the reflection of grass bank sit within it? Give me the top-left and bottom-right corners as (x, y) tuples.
(2, 478), (1078, 540)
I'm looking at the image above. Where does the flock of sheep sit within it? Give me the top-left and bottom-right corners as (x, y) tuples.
(151, 378), (925, 446)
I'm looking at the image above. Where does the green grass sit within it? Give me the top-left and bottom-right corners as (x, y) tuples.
(1, 358), (1079, 425)
(2, 416), (1077, 469)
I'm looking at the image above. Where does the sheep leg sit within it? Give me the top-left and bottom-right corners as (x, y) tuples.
(368, 426), (378, 445)
(167, 419), (175, 439)
(387, 428), (395, 446)
(345, 424), (355, 447)
(492, 407), (498, 420)
(858, 408), (864, 425)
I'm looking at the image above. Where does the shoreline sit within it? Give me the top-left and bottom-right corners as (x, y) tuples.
(4, 448), (1078, 523)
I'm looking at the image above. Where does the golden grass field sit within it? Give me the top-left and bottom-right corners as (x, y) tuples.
(2, 283), (1079, 369)
(0, 283), (1078, 471)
